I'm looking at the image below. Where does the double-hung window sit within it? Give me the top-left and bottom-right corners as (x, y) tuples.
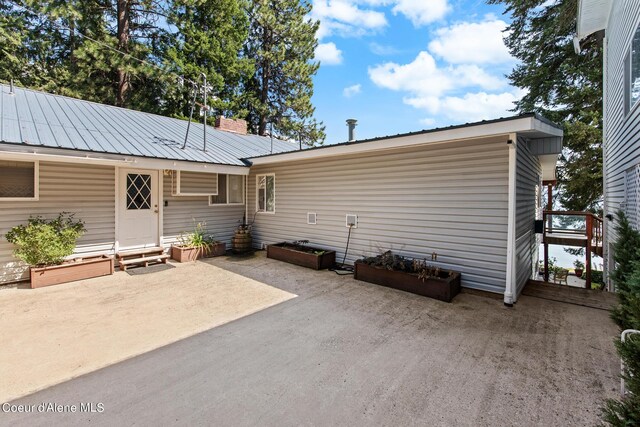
(256, 174), (275, 213)
(210, 174), (245, 205)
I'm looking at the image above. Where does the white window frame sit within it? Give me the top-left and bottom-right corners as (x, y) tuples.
(0, 160), (39, 201)
(626, 22), (640, 115)
(209, 174), (245, 206)
(172, 170), (218, 197)
(256, 173), (275, 214)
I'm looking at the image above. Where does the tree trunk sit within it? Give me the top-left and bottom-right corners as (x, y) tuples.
(116, 0), (130, 107)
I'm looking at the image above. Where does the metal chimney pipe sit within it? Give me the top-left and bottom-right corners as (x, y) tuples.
(346, 119), (357, 142)
(9, 79), (14, 94)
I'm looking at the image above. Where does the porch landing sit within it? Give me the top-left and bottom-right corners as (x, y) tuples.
(523, 279), (618, 310)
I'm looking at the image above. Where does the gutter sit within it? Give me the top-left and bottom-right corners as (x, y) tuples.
(504, 133), (518, 306)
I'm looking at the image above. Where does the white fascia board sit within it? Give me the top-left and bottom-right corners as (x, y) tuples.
(576, 0), (613, 41)
(0, 145), (249, 175)
(249, 116), (561, 165)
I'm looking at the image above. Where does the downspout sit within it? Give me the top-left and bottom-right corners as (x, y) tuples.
(504, 133), (518, 306)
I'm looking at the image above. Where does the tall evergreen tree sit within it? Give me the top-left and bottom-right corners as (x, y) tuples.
(164, 0), (252, 119)
(243, 0), (325, 145)
(488, 0), (603, 212)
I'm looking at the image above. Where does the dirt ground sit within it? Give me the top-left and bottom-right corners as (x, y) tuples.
(0, 252), (621, 426)
(0, 260), (296, 403)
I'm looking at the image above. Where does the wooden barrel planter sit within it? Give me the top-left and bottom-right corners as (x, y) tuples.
(232, 229), (253, 253)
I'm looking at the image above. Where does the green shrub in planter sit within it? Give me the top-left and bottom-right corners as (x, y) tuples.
(5, 213), (86, 266)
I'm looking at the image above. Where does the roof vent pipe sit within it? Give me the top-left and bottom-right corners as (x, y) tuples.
(9, 79), (14, 95)
(346, 119), (357, 142)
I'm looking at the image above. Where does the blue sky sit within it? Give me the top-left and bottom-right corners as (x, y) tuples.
(310, 0), (521, 144)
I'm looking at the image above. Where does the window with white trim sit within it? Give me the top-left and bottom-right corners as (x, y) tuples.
(210, 174), (245, 205)
(625, 24), (640, 113)
(0, 160), (38, 200)
(256, 174), (275, 213)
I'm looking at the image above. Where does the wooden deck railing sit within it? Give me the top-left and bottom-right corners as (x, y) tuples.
(542, 210), (603, 289)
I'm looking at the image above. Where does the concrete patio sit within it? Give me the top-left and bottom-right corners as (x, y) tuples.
(1, 252), (620, 426)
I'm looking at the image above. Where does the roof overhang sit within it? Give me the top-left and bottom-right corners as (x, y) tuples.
(575, 0), (613, 52)
(248, 115), (562, 166)
(0, 143), (250, 175)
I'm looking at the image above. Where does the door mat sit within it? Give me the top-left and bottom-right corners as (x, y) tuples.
(125, 263), (176, 276)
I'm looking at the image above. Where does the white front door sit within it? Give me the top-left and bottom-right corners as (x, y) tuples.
(118, 168), (159, 250)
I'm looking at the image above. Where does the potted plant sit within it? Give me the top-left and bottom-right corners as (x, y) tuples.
(171, 222), (225, 262)
(573, 259), (585, 278)
(5, 213), (114, 288)
(354, 250), (461, 302)
(267, 240), (336, 270)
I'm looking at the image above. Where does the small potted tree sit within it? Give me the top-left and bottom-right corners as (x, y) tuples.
(5, 213), (114, 288)
(171, 222), (226, 262)
(573, 259), (585, 278)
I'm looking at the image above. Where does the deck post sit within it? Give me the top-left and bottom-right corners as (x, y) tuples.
(544, 242), (549, 282)
(585, 214), (592, 289)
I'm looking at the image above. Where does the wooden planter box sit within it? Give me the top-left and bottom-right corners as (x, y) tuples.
(171, 242), (226, 262)
(30, 255), (114, 289)
(354, 261), (461, 303)
(267, 243), (336, 270)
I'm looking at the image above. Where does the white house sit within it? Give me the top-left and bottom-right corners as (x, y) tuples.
(0, 84), (563, 305)
(576, 0), (640, 286)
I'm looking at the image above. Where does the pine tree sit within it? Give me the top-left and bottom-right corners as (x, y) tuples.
(604, 211), (640, 426)
(164, 0), (252, 120)
(488, 0), (603, 211)
(243, 0), (325, 145)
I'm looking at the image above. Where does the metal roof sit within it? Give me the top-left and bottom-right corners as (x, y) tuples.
(0, 84), (298, 166)
(248, 112), (563, 162)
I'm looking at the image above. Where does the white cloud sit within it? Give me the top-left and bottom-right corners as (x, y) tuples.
(343, 84), (362, 97)
(428, 17), (512, 64)
(368, 37), (520, 124)
(419, 117), (436, 127)
(392, 0), (450, 27)
(369, 42), (400, 56)
(312, 0), (387, 39)
(368, 51), (505, 98)
(437, 91), (520, 121)
(315, 42), (343, 65)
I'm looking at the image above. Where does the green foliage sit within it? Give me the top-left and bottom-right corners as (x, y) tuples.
(5, 213), (86, 266)
(178, 221), (217, 252)
(602, 211), (640, 425)
(242, 0), (325, 145)
(488, 0), (603, 211)
(591, 269), (604, 286)
(164, 0), (252, 119)
(573, 259), (584, 269)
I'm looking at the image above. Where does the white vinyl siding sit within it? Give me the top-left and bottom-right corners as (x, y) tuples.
(515, 137), (542, 296)
(249, 137), (510, 294)
(0, 161), (115, 283)
(172, 171), (218, 196)
(603, 1), (640, 277)
(162, 173), (244, 247)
